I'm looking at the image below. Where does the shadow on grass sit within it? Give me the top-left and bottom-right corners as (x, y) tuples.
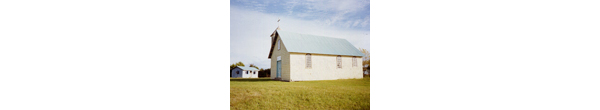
(230, 78), (274, 82)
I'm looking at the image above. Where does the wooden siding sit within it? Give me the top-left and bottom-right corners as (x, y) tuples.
(289, 53), (363, 81)
(270, 36), (291, 81)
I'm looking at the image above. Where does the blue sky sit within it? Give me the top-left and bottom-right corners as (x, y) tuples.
(230, 0), (370, 69)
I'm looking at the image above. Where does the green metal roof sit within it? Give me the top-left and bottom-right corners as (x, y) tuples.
(277, 30), (365, 57)
(236, 66), (259, 70)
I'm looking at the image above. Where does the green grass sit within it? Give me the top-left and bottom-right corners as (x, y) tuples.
(230, 77), (370, 110)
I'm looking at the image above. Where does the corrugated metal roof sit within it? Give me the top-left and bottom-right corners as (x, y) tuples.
(236, 66), (259, 70)
(277, 30), (365, 57)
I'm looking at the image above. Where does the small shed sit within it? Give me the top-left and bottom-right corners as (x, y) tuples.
(231, 66), (259, 78)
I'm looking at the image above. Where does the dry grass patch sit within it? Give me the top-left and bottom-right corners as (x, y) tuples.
(230, 77), (370, 110)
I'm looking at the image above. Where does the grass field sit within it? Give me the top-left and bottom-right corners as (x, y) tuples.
(230, 77), (370, 110)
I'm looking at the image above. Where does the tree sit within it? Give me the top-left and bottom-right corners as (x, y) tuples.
(230, 61), (245, 70)
(359, 48), (370, 68)
(249, 64), (259, 69)
(230, 64), (236, 70)
(235, 62), (245, 67)
(258, 68), (270, 77)
(359, 48), (370, 75)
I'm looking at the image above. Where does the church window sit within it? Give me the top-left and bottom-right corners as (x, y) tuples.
(306, 53), (311, 68)
(353, 56), (357, 67)
(337, 55), (342, 68)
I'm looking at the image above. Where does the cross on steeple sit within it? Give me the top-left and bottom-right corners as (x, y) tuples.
(277, 18), (281, 30)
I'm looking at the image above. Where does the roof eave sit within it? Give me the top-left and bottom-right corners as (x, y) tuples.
(268, 30), (279, 59)
(287, 52), (365, 57)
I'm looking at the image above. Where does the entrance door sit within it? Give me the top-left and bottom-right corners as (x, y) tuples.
(276, 60), (281, 78)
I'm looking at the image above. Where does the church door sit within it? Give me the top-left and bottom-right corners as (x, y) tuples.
(276, 60), (281, 78)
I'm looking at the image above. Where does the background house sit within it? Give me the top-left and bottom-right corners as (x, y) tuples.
(231, 66), (259, 78)
(268, 29), (365, 81)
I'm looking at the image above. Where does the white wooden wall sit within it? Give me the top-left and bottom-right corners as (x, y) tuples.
(289, 53), (363, 81)
(231, 68), (242, 78)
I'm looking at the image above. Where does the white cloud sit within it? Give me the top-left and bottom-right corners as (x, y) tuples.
(233, 0), (370, 29)
(296, 0), (369, 25)
(284, 0), (300, 15)
(230, 7), (369, 69)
